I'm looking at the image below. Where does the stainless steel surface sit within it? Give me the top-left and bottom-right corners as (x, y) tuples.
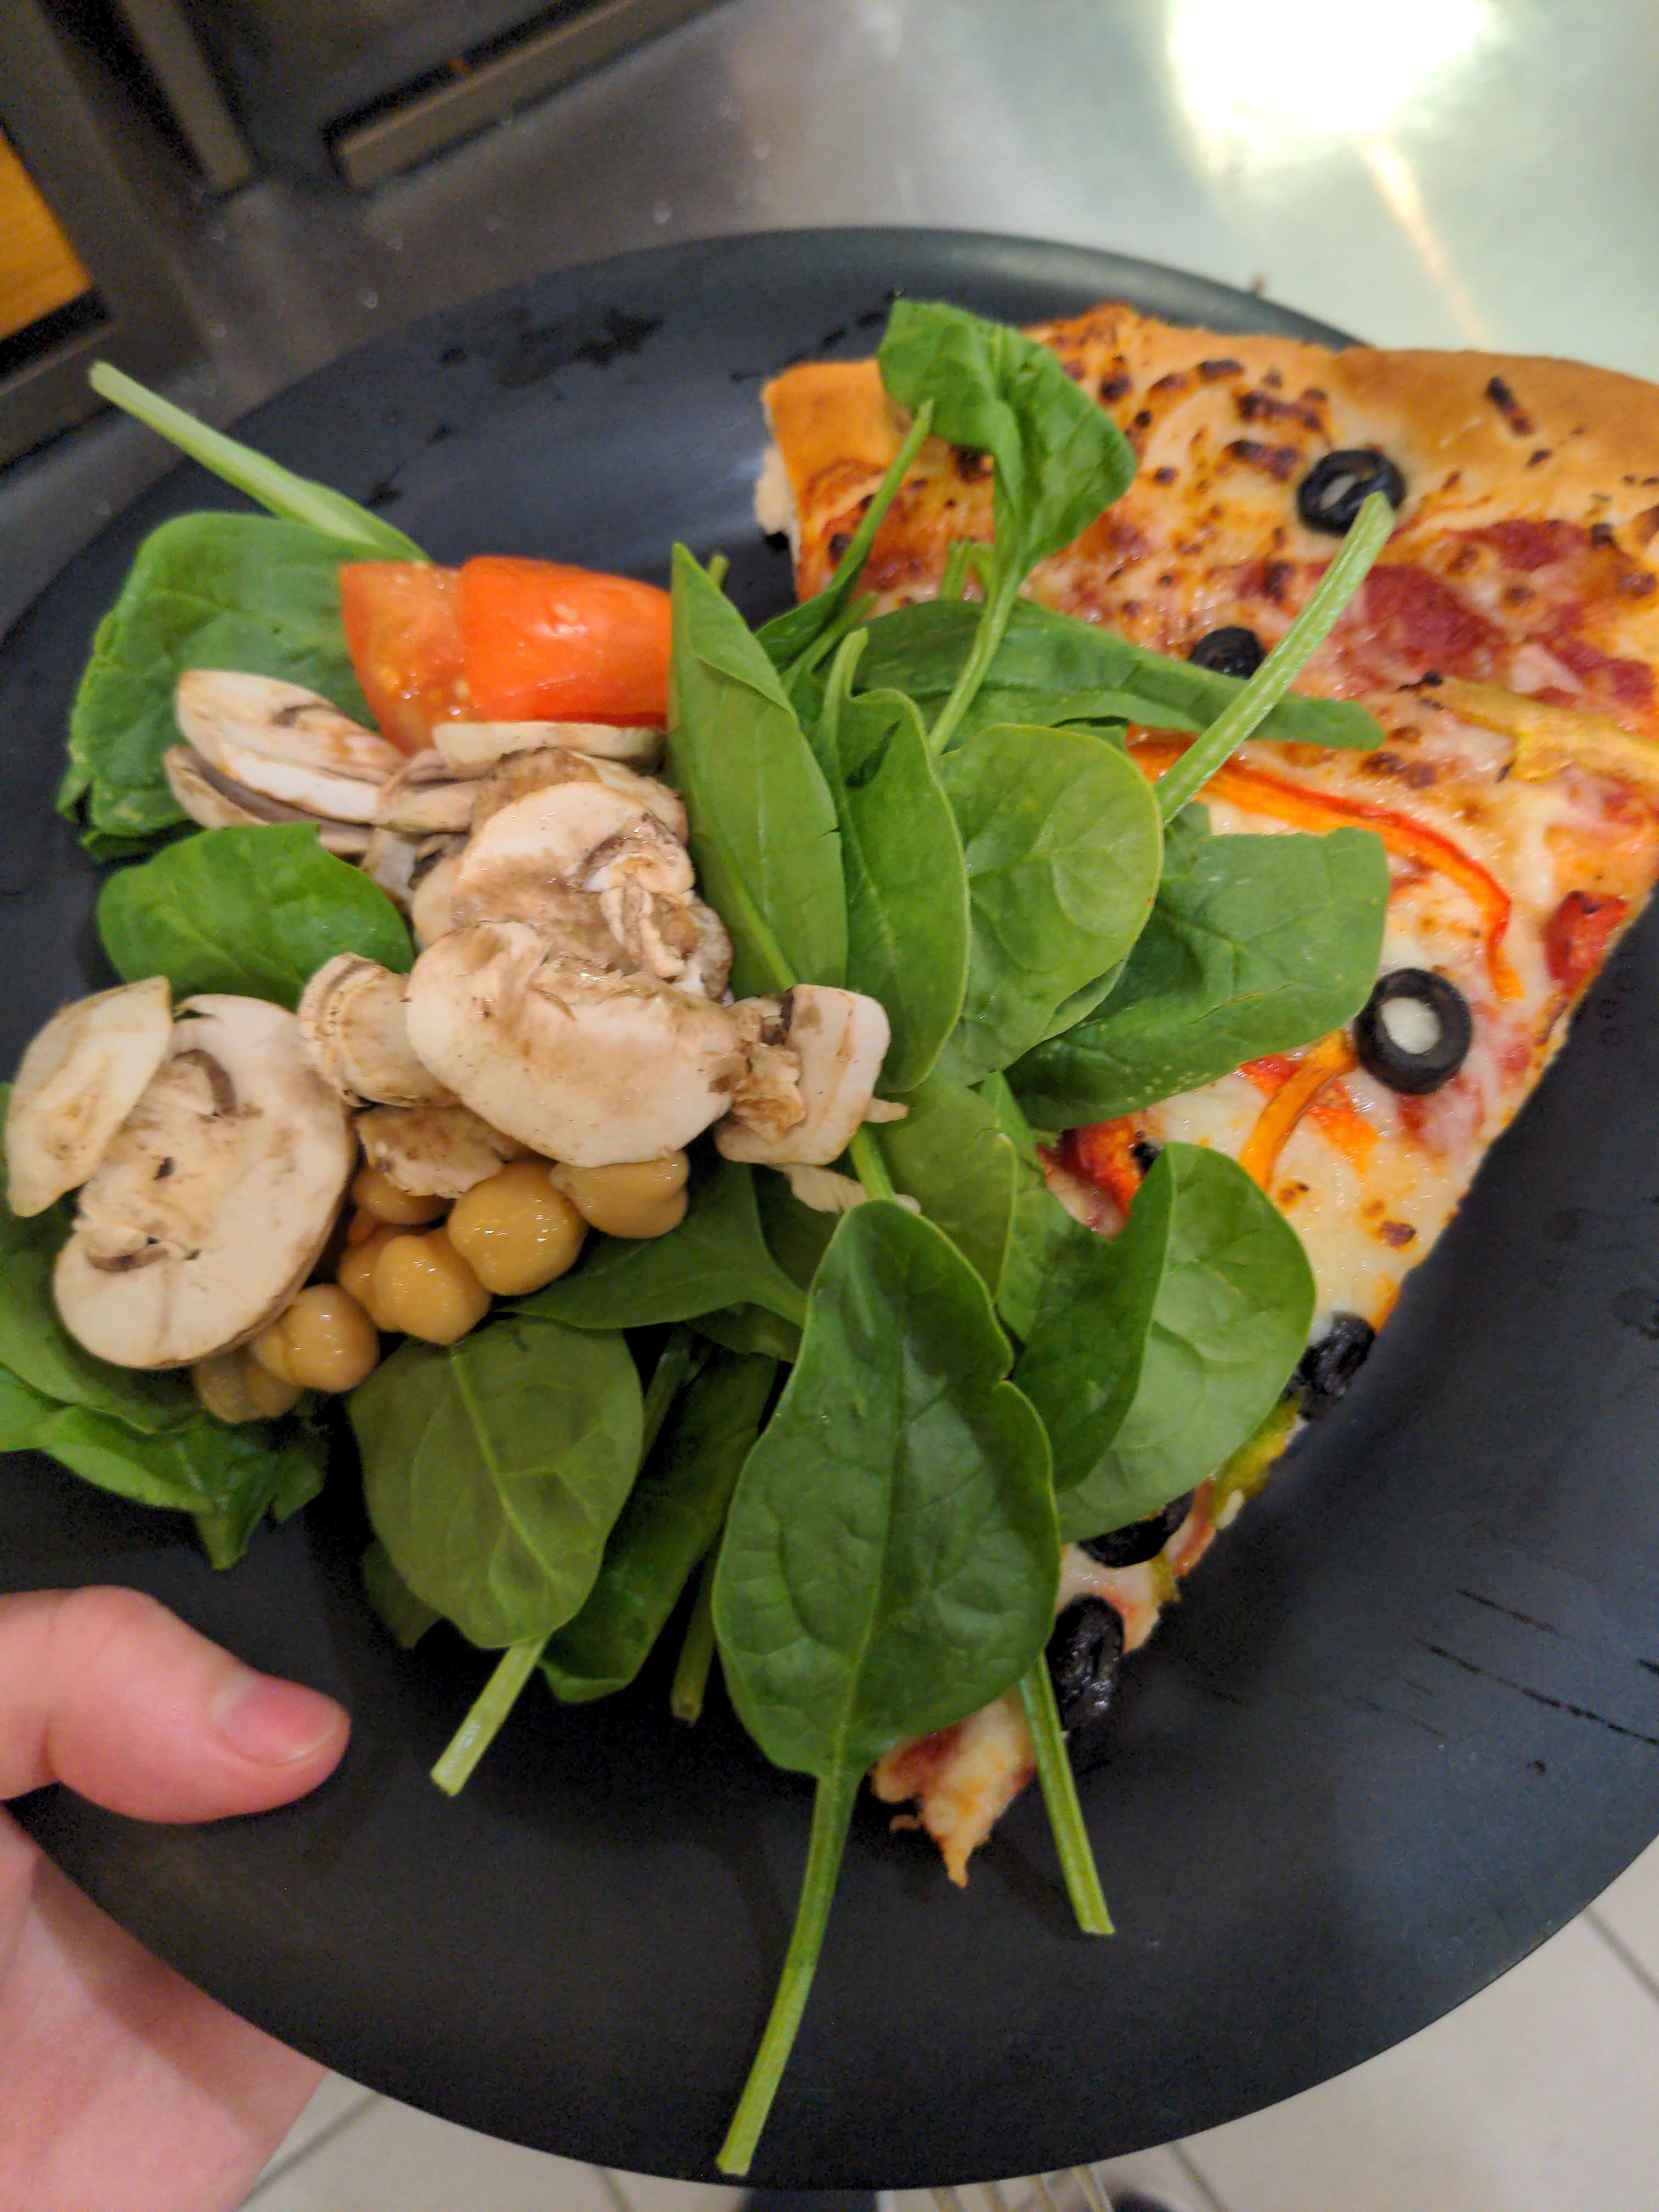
(334, 0), (724, 187)
(7, 0), (1659, 616)
(112, 0), (256, 194)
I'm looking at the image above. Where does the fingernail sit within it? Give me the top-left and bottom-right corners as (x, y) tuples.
(212, 1668), (346, 1764)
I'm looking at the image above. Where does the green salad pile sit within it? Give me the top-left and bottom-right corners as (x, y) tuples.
(2, 304), (1399, 2168)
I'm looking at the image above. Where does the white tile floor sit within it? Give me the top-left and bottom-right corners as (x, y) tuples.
(241, 1833), (1659, 2212)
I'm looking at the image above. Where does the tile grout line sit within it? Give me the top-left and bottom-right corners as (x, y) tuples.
(1583, 1904), (1659, 2009)
(595, 2165), (648, 2212)
(241, 2090), (380, 2203)
(1166, 2140), (1236, 2212)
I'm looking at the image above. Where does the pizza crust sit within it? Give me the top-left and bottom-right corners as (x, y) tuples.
(763, 304), (1659, 597)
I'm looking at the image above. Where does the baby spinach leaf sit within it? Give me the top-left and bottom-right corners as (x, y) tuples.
(97, 822), (413, 1009)
(974, 1071), (1071, 1343)
(853, 598), (1381, 753)
(878, 301), (1137, 754)
(668, 547), (846, 997)
(352, 1314), (644, 1649)
(809, 642), (969, 1091)
(1009, 816), (1389, 1126)
(713, 1200), (1057, 2172)
(691, 1305), (802, 1363)
(0, 1369), (57, 1451)
(518, 1159), (806, 1334)
(362, 1538), (441, 1650)
(60, 512), (373, 851)
(92, 364), (426, 558)
(1014, 1143), (1314, 1540)
(0, 1160), (318, 1566)
(1153, 491), (1395, 820)
(878, 301), (1135, 575)
(877, 1079), (1018, 1298)
(933, 723), (1161, 1084)
(543, 1350), (775, 1703)
(757, 399), (935, 676)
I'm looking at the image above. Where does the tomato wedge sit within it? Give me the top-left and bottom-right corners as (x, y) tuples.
(458, 556), (672, 726)
(339, 563), (465, 754)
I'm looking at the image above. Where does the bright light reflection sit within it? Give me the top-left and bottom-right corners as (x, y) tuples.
(1167, 0), (1496, 158)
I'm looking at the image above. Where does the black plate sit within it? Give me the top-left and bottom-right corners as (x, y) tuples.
(3, 230), (1658, 2188)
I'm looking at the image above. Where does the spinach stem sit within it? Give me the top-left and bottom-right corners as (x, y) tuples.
(938, 539), (975, 600)
(431, 1636), (545, 1797)
(717, 1764), (860, 2175)
(1018, 1662), (1113, 1937)
(1153, 490), (1394, 821)
(707, 551), (731, 590)
(815, 398), (935, 606)
(642, 1325), (699, 1459)
(926, 563), (1022, 755)
(670, 1556), (718, 1724)
(847, 1126), (896, 1203)
(88, 362), (426, 561)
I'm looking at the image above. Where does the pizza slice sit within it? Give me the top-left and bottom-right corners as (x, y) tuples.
(760, 305), (1659, 1880)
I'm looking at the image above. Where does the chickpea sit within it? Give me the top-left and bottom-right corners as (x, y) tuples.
(551, 1152), (690, 1240)
(350, 1163), (444, 1228)
(445, 1163), (587, 1295)
(345, 1205), (387, 1248)
(191, 1348), (301, 1424)
(250, 1284), (381, 1393)
(371, 1229), (491, 1345)
(245, 1358), (307, 1418)
(337, 1222), (399, 1320)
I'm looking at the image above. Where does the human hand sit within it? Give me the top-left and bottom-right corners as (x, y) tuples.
(0, 1587), (350, 2212)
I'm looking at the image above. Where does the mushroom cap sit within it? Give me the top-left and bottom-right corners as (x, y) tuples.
(357, 1099), (525, 1197)
(717, 986), (892, 1167)
(163, 747), (370, 856)
(468, 749), (687, 842)
(404, 922), (742, 1168)
(298, 955), (449, 1109)
(410, 848), (462, 948)
(5, 978), (173, 1217)
(54, 995), (356, 1368)
(432, 720), (663, 775)
(174, 670), (402, 824)
(373, 750), (477, 837)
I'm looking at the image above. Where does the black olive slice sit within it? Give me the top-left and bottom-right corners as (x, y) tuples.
(1355, 967), (1472, 1095)
(1080, 1490), (1194, 1570)
(1047, 1599), (1125, 1733)
(1297, 448), (1406, 534)
(1188, 625), (1265, 679)
(1296, 1312), (1375, 1419)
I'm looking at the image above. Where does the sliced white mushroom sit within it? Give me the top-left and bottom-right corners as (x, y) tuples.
(356, 1099), (524, 1198)
(360, 826), (425, 911)
(449, 874), (639, 964)
(433, 720), (664, 776)
(467, 748), (687, 843)
(373, 751), (476, 837)
(174, 671), (402, 825)
(717, 987), (892, 1167)
(720, 997), (805, 1143)
(404, 922), (743, 1167)
(410, 848), (462, 948)
(598, 882), (732, 998)
(163, 748), (371, 857)
(583, 815), (696, 901)
(5, 978), (173, 1216)
(297, 956), (448, 1109)
(54, 996), (354, 1369)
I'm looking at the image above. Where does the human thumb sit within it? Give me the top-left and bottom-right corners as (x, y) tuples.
(0, 1585), (348, 1820)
